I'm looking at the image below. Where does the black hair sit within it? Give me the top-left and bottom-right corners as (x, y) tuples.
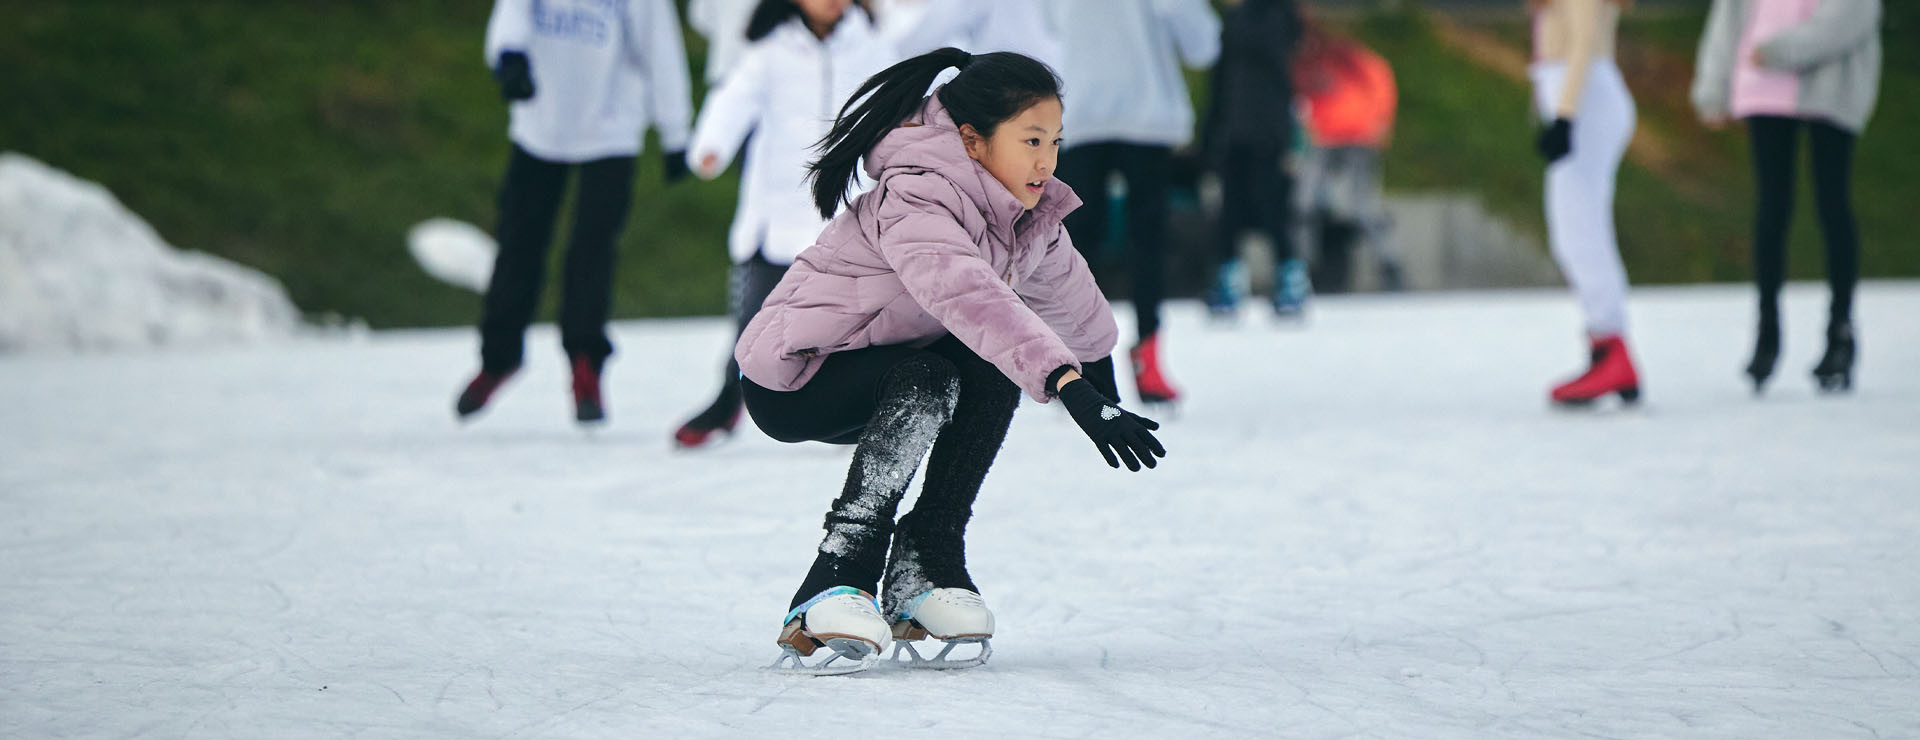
(746, 0), (868, 42)
(807, 47), (1063, 219)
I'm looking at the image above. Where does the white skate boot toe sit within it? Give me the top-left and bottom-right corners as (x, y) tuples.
(890, 588), (994, 669)
(769, 587), (891, 675)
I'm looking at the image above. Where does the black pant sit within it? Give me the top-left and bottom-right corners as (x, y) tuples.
(1747, 116), (1859, 326)
(1058, 142), (1172, 340)
(477, 145), (636, 373)
(708, 252), (789, 409)
(1214, 141), (1294, 265)
(742, 336), (1020, 614)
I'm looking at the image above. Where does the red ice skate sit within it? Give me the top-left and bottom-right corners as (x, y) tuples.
(1550, 335), (1641, 407)
(1129, 333), (1182, 404)
(673, 398), (742, 448)
(455, 368), (516, 419)
(571, 354), (606, 424)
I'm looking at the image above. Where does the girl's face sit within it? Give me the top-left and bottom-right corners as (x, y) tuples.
(960, 97), (1064, 211)
(797, 0), (852, 33)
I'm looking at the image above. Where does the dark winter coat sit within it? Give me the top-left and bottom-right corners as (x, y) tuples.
(1204, 0), (1302, 159)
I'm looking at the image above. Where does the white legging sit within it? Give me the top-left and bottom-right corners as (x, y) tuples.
(1531, 60), (1635, 337)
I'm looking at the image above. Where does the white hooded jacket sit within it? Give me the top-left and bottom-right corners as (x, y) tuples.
(1046, 0), (1220, 148)
(485, 0), (693, 163)
(686, 11), (898, 265)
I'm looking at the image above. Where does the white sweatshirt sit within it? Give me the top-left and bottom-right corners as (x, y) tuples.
(880, 0), (1064, 72)
(687, 0), (758, 85)
(686, 11), (898, 265)
(484, 0), (693, 163)
(1046, 0), (1220, 148)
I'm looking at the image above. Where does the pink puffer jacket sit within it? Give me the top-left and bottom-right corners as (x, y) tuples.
(735, 96), (1118, 402)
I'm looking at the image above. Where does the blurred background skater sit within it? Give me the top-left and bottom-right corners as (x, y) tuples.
(1529, 0), (1642, 408)
(456, 0), (693, 425)
(876, 0), (1062, 70)
(689, 0), (760, 86)
(671, 0), (897, 448)
(1293, 19), (1402, 297)
(1200, 0), (1303, 321)
(1692, 0), (1881, 394)
(1048, 0), (1220, 404)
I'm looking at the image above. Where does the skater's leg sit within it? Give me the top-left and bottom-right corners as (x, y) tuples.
(1058, 143), (1115, 268)
(479, 145), (570, 372)
(1118, 144), (1172, 340)
(678, 254), (790, 444)
(558, 154), (636, 367)
(883, 336), (1020, 616)
(1747, 116), (1798, 328)
(1808, 120), (1859, 327)
(1539, 66), (1633, 338)
(724, 253), (789, 396)
(782, 353), (961, 609)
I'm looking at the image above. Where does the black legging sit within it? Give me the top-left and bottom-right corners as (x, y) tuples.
(478, 145), (635, 372)
(1746, 116), (1859, 326)
(700, 252), (788, 414)
(1214, 141), (1294, 265)
(742, 336), (1020, 615)
(1058, 143), (1172, 340)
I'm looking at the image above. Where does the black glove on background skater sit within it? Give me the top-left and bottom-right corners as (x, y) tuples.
(495, 51), (535, 101)
(1056, 378), (1166, 471)
(1536, 117), (1572, 163)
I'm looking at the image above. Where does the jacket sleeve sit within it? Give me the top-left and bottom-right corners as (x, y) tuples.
(1759, 0), (1880, 71)
(885, 0), (977, 57)
(1018, 227), (1119, 366)
(688, 44), (767, 176)
(484, 0), (534, 65)
(875, 175), (1084, 402)
(627, 0), (694, 152)
(1690, 0), (1743, 120)
(1157, 0), (1222, 69)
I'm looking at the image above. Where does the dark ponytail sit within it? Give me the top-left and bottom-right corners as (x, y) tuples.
(807, 47), (1063, 219)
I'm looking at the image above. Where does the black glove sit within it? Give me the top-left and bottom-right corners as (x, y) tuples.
(662, 149), (691, 184)
(1056, 378), (1166, 472)
(1536, 117), (1571, 163)
(494, 51), (535, 102)
(1079, 356), (1120, 404)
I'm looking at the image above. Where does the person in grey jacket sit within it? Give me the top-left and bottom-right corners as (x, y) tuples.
(1692, 0), (1881, 394)
(1047, 0), (1221, 405)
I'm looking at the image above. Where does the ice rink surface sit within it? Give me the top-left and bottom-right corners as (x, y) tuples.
(4, 283), (1917, 739)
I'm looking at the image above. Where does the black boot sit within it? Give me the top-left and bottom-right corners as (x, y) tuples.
(1812, 321), (1855, 393)
(1745, 314), (1780, 395)
(673, 382), (742, 448)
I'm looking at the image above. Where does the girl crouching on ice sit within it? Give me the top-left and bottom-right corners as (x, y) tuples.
(737, 48), (1168, 671)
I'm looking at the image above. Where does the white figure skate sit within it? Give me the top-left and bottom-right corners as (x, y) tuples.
(889, 588), (994, 669)
(768, 587), (891, 676)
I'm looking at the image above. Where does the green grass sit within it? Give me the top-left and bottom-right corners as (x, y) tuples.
(2, 2), (1913, 328)
(0, 0), (737, 328)
(1345, 4), (1920, 284)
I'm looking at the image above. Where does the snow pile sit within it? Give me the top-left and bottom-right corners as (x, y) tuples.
(406, 217), (496, 293)
(0, 152), (300, 352)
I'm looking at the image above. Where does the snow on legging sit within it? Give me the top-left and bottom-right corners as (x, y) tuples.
(1746, 116), (1859, 328)
(1530, 60), (1635, 338)
(740, 336), (1021, 614)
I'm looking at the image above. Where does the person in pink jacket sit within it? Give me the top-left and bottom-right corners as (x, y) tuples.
(739, 48), (1168, 673)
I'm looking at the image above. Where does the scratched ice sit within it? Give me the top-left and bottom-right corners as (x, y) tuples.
(2, 284), (1916, 738)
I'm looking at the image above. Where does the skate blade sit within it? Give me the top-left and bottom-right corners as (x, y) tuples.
(766, 638), (882, 676)
(890, 636), (991, 670)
